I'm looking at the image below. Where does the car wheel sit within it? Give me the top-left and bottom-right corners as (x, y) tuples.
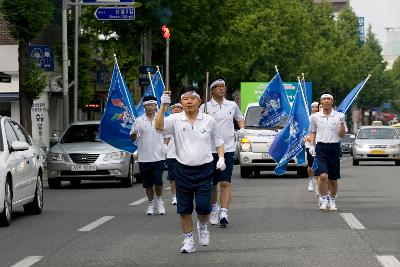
(121, 158), (134, 187)
(0, 179), (12, 227)
(24, 175), (43, 215)
(240, 166), (252, 178)
(352, 158), (359, 166)
(297, 166), (309, 178)
(70, 179), (81, 187)
(48, 179), (61, 189)
(395, 160), (400, 166)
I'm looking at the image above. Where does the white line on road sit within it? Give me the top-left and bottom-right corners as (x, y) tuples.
(340, 213), (366, 230)
(165, 187), (171, 190)
(78, 216), (115, 232)
(128, 196), (148, 206)
(11, 256), (44, 267)
(376, 255), (400, 267)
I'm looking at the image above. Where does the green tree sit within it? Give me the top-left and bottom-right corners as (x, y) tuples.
(1, 0), (54, 134)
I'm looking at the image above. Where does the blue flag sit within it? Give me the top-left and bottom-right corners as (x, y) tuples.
(259, 72), (291, 127)
(98, 62), (138, 153)
(269, 83), (310, 175)
(337, 76), (369, 113)
(136, 71), (171, 117)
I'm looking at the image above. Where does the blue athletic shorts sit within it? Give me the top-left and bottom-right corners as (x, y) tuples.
(166, 158), (177, 181)
(306, 148), (314, 168)
(174, 161), (213, 215)
(138, 160), (165, 188)
(212, 152), (234, 186)
(315, 143), (341, 180)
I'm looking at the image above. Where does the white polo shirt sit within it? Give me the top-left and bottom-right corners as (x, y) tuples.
(200, 98), (244, 153)
(161, 110), (224, 166)
(165, 134), (176, 159)
(310, 109), (348, 144)
(130, 114), (165, 162)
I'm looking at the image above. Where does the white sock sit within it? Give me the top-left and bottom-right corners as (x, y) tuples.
(199, 221), (208, 231)
(220, 208), (228, 217)
(211, 203), (219, 212)
(183, 232), (193, 240)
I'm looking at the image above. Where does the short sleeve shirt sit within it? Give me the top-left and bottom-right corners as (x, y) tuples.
(162, 110), (224, 166)
(165, 134), (176, 159)
(200, 98), (244, 153)
(310, 109), (348, 143)
(130, 115), (164, 162)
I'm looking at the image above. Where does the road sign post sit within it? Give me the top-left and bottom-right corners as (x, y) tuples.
(94, 7), (135, 20)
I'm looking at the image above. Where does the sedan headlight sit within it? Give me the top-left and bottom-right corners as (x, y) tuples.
(103, 152), (126, 161)
(354, 143), (368, 149)
(48, 152), (64, 161)
(389, 144), (400, 149)
(240, 138), (252, 152)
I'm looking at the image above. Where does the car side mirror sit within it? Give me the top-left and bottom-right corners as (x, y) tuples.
(11, 141), (29, 152)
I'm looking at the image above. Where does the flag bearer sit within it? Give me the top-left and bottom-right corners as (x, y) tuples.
(201, 78), (245, 227)
(155, 86), (225, 253)
(309, 93), (347, 211)
(305, 102), (320, 192)
(164, 102), (183, 205)
(130, 95), (166, 215)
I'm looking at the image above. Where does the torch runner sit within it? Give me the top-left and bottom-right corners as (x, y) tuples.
(162, 25), (171, 112)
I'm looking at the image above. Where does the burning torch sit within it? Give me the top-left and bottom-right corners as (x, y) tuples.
(162, 25), (170, 92)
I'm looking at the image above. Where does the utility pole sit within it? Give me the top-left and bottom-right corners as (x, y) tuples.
(73, 0), (80, 122)
(62, 0), (69, 130)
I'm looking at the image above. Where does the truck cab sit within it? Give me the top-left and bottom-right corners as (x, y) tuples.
(239, 103), (308, 178)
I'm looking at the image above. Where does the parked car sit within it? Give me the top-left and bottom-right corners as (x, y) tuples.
(340, 133), (355, 156)
(239, 103), (308, 178)
(47, 121), (138, 188)
(352, 126), (400, 166)
(0, 116), (44, 226)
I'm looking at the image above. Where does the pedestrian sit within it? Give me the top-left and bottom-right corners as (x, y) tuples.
(305, 102), (320, 192)
(309, 93), (347, 211)
(201, 78), (245, 227)
(155, 86), (225, 253)
(164, 102), (183, 205)
(130, 95), (166, 215)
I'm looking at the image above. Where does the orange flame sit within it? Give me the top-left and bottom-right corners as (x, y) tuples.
(162, 25), (170, 39)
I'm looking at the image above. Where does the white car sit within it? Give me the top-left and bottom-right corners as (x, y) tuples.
(0, 116), (44, 226)
(239, 103), (308, 178)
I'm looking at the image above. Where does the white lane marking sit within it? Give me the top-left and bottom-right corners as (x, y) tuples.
(165, 187), (171, 190)
(128, 196), (148, 206)
(376, 255), (400, 267)
(11, 256), (44, 267)
(78, 216), (115, 232)
(340, 213), (366, 230)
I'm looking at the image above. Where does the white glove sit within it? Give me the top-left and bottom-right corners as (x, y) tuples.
(161, 93), (171, 104)
(237, 128), (245, 139)
(338, 112), (345, 123)
(309, 146), (316, 157)
(216, 157), (226, 171)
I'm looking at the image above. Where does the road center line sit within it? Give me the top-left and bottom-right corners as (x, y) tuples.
(376, 255), (400, 267)
(78, 216), (115, 232)
(165, 187), (171, 190)
(129, 196), (148, 206)
(11, 256), (44, 267)
(340, 213), (366, 230)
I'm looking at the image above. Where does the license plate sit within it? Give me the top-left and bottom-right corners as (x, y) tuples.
(370, 149), (385, 155)
(262, 153), (270, 159)
(71, 164), (96, 171)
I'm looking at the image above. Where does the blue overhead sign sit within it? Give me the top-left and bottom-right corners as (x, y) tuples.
(29, 45), (54, 72)
(358, 17), (365, 42)
(95, 7), (135, 20)
(83, 0), (134, 2)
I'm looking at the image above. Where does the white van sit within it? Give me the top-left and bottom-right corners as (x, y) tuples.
(239, 103), (308, 178)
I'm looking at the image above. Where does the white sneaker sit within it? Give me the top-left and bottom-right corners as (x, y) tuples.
(197, 222), (210, 246)
(209, 205), (219, 225)
(180, 238), (196, 253)
(308, 177), (316, 192)
(171, 196), (177, 205)
(219, 211), (229, 227)
(319, 196), (329, 211)
(329, 198), (337, 211)
(156, 198), (166, 215)
(146, 201), (156, 215)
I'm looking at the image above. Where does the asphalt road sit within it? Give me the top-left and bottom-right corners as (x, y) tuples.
(1, 155), (399, 267)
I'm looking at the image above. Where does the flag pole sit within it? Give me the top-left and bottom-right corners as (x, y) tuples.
(301, 73), (308, 109)
(298, 76), (310, 116)
(205, 72), (209, 114)
(350, 74), (371, 111)
(148, 71), (159, 110)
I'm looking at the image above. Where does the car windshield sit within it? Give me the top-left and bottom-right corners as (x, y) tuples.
(342, 134), (354, 142)
(60, 124), (101, 143)
(245, 106), (287, 129)
(357, 128), (398, 140)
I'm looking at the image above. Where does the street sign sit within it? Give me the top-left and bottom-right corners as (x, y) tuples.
(95, 7), (135, 20)
(29, 45), (54, 72)
(84, 0), (134, 2)
(139, 65), (157, 86)
(358, 17), (365, 42)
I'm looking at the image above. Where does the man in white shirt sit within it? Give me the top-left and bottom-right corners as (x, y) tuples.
(309, 93), (347, 211)
(164, 102), (183, 205)
(155, 86), (225, 253)
(130, 95), (166, 216)
(201, 78), (245, 227)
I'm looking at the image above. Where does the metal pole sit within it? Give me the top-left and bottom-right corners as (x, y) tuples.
(62, 0), (69, 129)
(73, 0), (80, 121)
(165, 39), (170, 91)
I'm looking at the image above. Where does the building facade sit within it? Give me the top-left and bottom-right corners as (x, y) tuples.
(383, 27), (400, 69)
